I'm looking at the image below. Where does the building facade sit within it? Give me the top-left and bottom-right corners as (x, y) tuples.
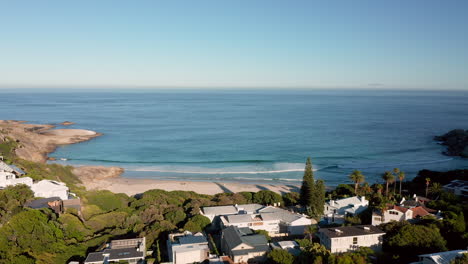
(167, 232), (210, 264)
(317, 225), (385, 253)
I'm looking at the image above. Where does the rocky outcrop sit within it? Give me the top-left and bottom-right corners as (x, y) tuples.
(434, 129), (468, 158)
(0, 120), (101, 163)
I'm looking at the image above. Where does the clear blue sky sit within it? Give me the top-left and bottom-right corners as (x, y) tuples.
(1, 0), (467, 90)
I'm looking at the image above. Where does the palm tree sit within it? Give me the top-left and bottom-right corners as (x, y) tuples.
(425, 178), (431, 197)
(349, 170), (365, 194)
(392, 168), (400, 194)
(398, 171), (406, 196)
(304, 225), (318, 242)
(376, 184), (384, 196)
(430, 182), (442, 197)
(382, 171), (394, 197)
(362, 182), (372, 195)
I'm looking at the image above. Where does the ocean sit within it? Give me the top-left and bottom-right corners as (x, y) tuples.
(1, 89), (468, 186)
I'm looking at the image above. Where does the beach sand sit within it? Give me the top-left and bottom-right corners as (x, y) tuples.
(72, 165), (299, 195)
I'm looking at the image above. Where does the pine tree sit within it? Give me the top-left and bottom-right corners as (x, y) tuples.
(299, 157), (325, 220)
(300, 157), (314, 206)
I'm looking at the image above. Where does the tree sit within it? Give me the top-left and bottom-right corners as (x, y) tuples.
(392, 168), (400, 194)
(382, 171), (394, 197)
(386, 224), (447, 257)
(425, 178), (431, 197)
(253, 190), (283, 205)
(267, 249), (295, 264)
(349, 170), (365, 194)
(282, 192), (300, 206)
(398, 171), (405, 196)
(300, 157), (314, 206)
(304, 225), (317, 242)
(183, 215), (211, 233)
(430, 182), (442, 197)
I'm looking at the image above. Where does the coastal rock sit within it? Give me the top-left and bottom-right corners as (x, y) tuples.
(434, 129), (468, 158)
(48, 157), (56, 161)
(60, 121), (75, 126)
(0, 120), (101, 163)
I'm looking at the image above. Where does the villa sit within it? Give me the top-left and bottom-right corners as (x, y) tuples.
(167, 232), (210, 264)
(317, 225), (385, 253)
(0, 161), (33, 188)
(221, 226), (269, 263)
(203, 204), (312, 236)
(31, 179), (70, 200)
(371, 202), (440, 226)
(323, 196), (369, 224)
(84, 237), (146, 264)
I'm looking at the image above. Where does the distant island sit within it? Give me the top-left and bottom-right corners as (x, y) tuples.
(434, 129), (468, 158)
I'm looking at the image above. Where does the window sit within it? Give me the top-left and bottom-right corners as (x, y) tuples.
(374, 217), (381, 222)
(353, 237), (358, 245)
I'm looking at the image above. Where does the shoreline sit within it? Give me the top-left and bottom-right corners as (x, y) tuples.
(1, 120), (299, 195)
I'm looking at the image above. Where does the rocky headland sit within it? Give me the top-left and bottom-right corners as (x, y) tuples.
(434, 129), (468, 158)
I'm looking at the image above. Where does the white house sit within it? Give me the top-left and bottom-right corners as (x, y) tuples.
(410, 249), (468, 264)
(323, 196), (369, 224)
(167, 232), (210, 264)
(31, 180), (69, 200)
(0, 170), (33, 188)
(203, 204), (312, 236)
(221, 226), (269, 263)
(317, 225), (385, 253)
(0, 161), (33, 188)
(443, 180), (468, 197)
(371, 205), (439, 225)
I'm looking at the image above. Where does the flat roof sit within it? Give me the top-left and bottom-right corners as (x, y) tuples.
(319, 225), (385, 238)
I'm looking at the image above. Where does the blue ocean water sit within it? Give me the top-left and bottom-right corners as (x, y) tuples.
(1, 89), (467, 186)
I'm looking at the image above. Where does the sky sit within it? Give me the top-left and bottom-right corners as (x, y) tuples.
(0, 0), (467, 90)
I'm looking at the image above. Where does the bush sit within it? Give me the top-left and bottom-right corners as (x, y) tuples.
(267, 249), (295, 264)
(253, 190), (283, 205)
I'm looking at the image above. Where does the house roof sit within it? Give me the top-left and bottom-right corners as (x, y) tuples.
(236, 204), (264, 212)
(410, 206), (430, 218)
(203, 205), (238, 215)
(25, 197), (61, 209)
(84, 248), (144, 263)
(0, 161), (14, 172)
(418, 250), (468, 264)
(222, 226), (268, 253)
(326, 196), (367, 208)
(32, 180), (69, 191)
(225, 214), (254, 223)
(9, 165), (25, 175)
(178, 234), (208, 245)
(319, 225), (385, 238)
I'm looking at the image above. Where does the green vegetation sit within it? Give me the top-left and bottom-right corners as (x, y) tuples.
(267, 249), (295, 264)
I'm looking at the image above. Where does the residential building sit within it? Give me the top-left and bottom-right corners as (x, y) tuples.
(443, 180), (468, 197)
(270, 241), (301, 256)
(167, 231), (210, 264)
(31, 179), (69, 200)
(203, 204), (312, 236)
(25, 197), (64, 214)
(371, 205), (440, 225)
(0, 161), (33, 188)
(84, 237), (146, 264)
(410, 249), (468, 264)
(202, 204), (264, 222)
(221, 226), (269, 263)
(317, 225), (385, 253)
(323, 196), (369, 224)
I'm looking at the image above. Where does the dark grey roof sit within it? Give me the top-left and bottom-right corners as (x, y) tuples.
(179, 235), (208, 245)
(319, 225), (385, 238)
(84, 252), (105, 263)
(222, 226), (268, 255)
(105, 248), (144, 261)
(25, 197), (61, 209)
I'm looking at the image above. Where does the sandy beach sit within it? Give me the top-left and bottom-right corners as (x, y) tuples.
(1, 120), (299, 195)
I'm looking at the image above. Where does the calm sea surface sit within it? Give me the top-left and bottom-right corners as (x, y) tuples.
(1, 89), (468, 186)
